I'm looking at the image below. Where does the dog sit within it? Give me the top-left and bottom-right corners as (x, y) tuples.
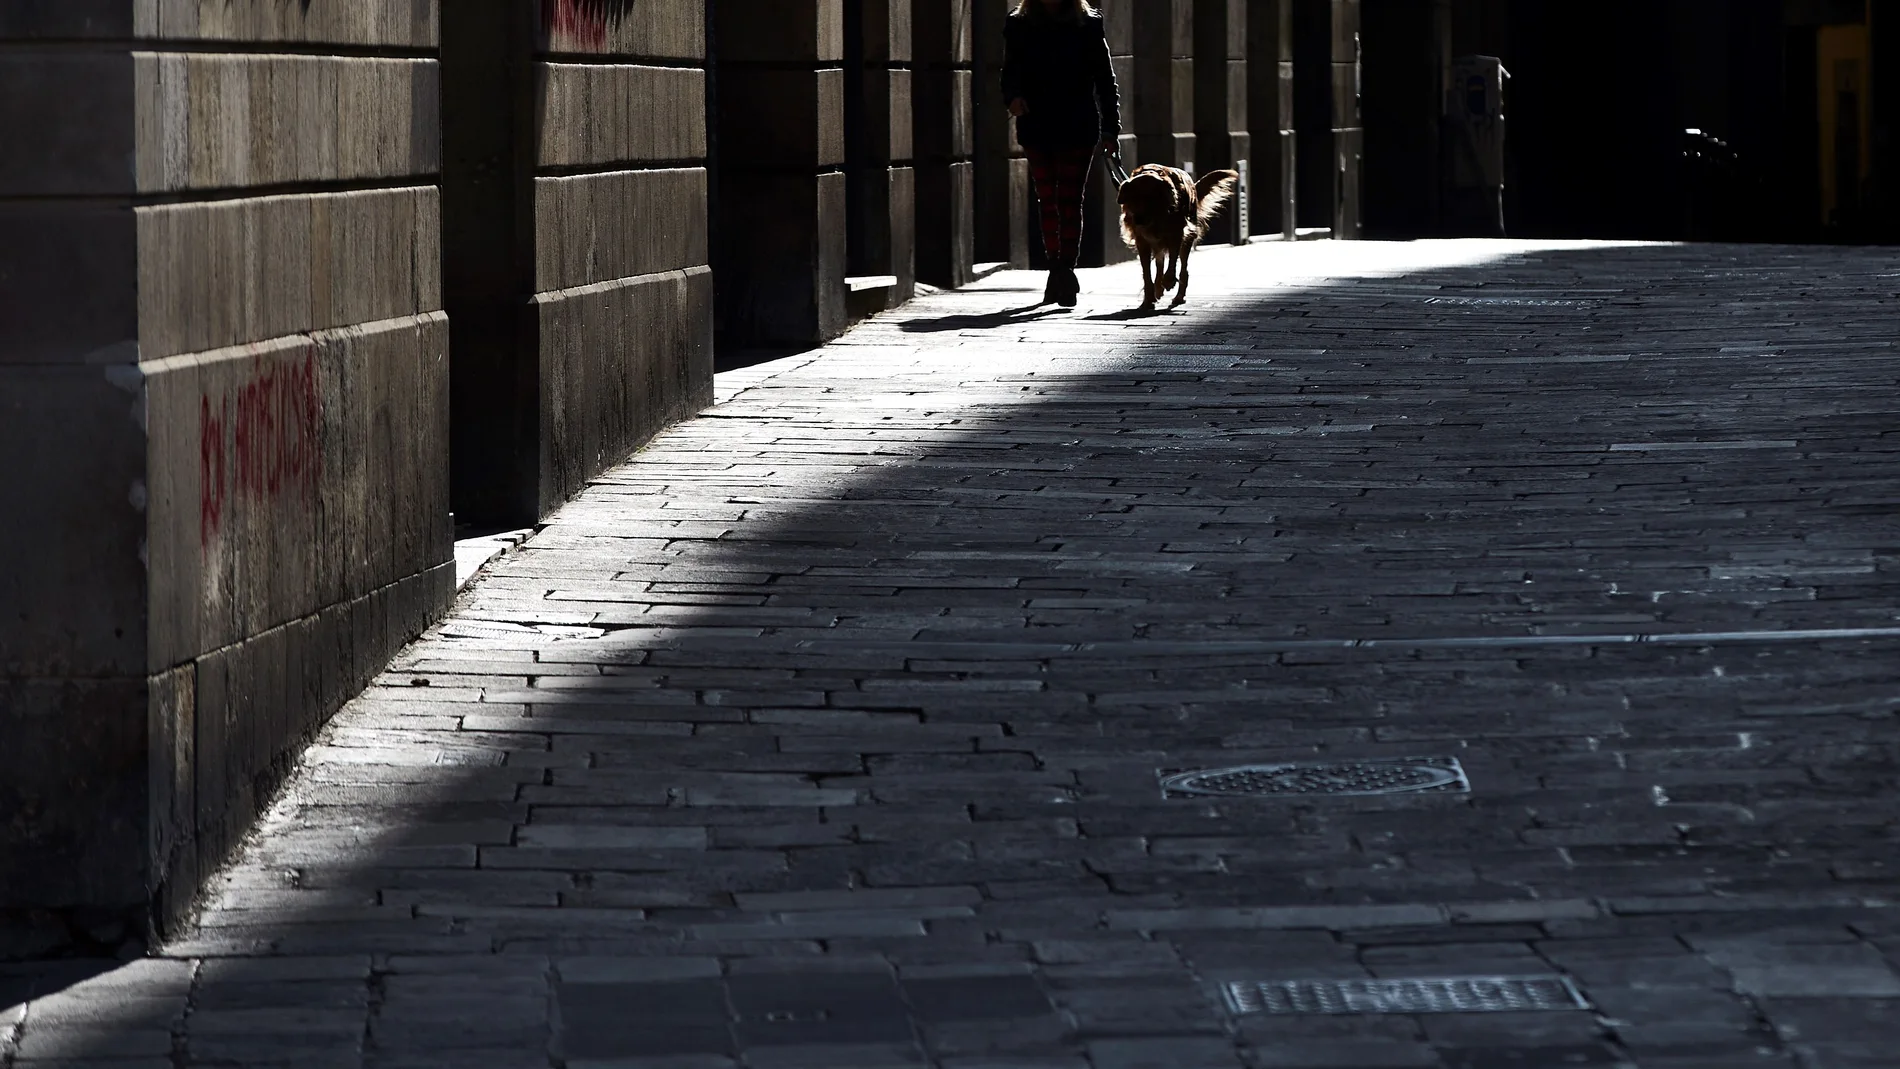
(1116, 164), (1240, 309)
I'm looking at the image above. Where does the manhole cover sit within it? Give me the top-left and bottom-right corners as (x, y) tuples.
(1224, 976), (1589, 1016)
(1425, 296), (1595, 308)
(1159, 758), (1469, 798)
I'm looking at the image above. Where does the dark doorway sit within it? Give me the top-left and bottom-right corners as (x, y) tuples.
(1360, 0), (1444, 238)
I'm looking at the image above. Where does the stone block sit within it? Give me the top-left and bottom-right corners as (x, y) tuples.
(890, 165), (919, 297)
(534, 168), (710, 292)
(147, 663), (197, 924)
(0, 364), (148, 679)
(0, 200), (139, 366)
(141, 314), (450, 672)
(188, 563), (451, 904)
(916, 160), (974, 288)
(1331, 0), (1360, 57)
(538, 0), (705, 58)
(890, 0), (913, 62)
(1335, 123), (1363, 236)
(0, 677), (148, 909)
(133, 54), (441, 193)
(715, 0), (845, 63)
(891, 69), (916, 161)
(536, 63), (708, 168)
(1331, 59), (1360, 127)
(0, 1), (131, 38)
(0, 52), (137, 196)
(1104, 0), (1134, 54)
(1248, 0), (1291, 63)
(534, 267), (715, 511)
(913, 0), (973, 65)
(914, 68), (974, 161)
(715, 68), (845, 171)
(136, 186), (442, 361)
(1009, 156), (1031, 266)
(139, 0), (439, 47)
(714, 172), (848, 345)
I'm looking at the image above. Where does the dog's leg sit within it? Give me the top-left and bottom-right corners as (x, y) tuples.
(1157, 244), (1177, 294)
(1171, 239), (1195, 307)
(1138, 245), (1156, 308)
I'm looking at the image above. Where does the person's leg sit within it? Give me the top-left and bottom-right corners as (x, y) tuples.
(1052, 147), (1096, 270)
(1028, 146), (1097, 305)
(1044, 147), (1095, 306)
(1025, 149), (1067, 263)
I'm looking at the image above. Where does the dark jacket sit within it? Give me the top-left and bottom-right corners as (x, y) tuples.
(1000, 11), (1121, 151)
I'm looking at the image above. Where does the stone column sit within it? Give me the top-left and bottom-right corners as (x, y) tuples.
(1133, 0), (1198, 169)
(915, 0), (976, 287)
(1077, 0), (1137, 268)
(892, 0), (920, 295)
(973, 0), (1031, 268)
(844, 0), (918, 316)
(1293, 0), (1362, 237)
(0, 1), (450, 944)
(713, 1), (849, 345)
(445, 0), (714, 525)
(1248, 0), (1297, 237)
(1196, 0), (1251, 244)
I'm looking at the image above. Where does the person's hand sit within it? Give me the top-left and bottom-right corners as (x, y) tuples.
(1008, 98), (1028, 118)
(1099, 138), (1119, 154)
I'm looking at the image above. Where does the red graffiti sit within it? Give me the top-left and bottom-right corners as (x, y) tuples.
(199, 347), (322, 549)
(542, 0), (622, 50)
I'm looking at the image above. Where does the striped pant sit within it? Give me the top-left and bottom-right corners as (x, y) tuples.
(1026, 146), (1097, 268)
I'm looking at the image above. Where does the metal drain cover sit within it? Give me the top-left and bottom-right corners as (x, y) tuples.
(1224, 976), (1590, 1016)
(1159, 757), (1469, 798)
(1425, 295), (1595, 308)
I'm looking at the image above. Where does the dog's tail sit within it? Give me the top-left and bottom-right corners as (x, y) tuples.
(1193, 169), (1241, 228)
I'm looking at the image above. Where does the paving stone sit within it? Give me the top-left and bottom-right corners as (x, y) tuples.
(47, 242), (1900, 1067)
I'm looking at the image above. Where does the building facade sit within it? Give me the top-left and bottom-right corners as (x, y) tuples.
(1, 0), (1893, 952)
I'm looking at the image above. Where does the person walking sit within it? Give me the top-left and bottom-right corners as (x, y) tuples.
(1001, 0), (1122, 308)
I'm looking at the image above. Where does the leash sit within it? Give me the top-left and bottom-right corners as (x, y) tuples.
(1103, 145), (1131, 187)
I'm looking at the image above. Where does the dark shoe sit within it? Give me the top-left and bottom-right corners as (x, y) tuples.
(1056, 267), (1080, 307)
(1042, 269), (1065, 305)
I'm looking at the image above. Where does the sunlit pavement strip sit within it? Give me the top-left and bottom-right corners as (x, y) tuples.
(7, 239), (1900, 1068)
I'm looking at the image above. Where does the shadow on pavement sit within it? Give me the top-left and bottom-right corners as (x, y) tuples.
(893, 301), (1068, 333)
(14, 239), (1900, 1068)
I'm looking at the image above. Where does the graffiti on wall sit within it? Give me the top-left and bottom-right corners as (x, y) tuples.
(199, 347), (322, 549)
(542, 0), (637, 51)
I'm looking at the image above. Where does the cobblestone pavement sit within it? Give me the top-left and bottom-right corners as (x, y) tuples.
(8, 239), (1900, 1069)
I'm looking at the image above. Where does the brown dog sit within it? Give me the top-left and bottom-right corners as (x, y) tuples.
(1116, 164), (1240, 309)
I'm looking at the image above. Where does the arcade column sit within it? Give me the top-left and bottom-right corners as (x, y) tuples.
(1133, 0), (1198, 170)
(1293, 0), (1361, 237)
(915, 0), (976, 287)
(1247, 0), (1297, 237)
(974, 0), (1032, 268)
(1196, 0), (1251, 244)
(713, 1), (849, 344)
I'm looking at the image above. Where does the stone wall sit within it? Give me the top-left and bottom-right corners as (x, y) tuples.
(0, 0), (1424, 953)
(0, 0), (451, 947)
(444, 1), (713, 524)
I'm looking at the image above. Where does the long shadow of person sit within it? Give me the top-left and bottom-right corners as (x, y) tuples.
(896, 303), (1068, 333)
(1082, 305), (1176, 322)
